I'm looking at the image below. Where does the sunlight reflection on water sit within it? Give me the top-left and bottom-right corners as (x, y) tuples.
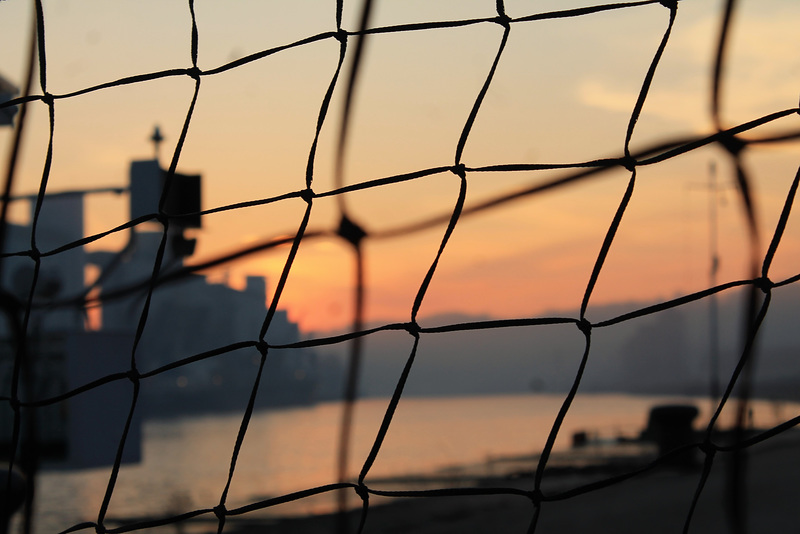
(32, 393), (798, 533)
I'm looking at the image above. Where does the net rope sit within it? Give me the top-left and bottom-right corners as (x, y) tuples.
(1, 0), (800, 533)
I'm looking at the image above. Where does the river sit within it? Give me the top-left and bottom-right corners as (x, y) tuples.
(29, 393), (798, 534)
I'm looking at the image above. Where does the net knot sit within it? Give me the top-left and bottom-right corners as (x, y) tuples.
(126, 368), (141, 384)
(699, 439), (716, 458)
(450, 163), (466, 178)
(354, 483), (370, 502)
(94, 523), (107, 534)
(528, 488), (544, 505)
(42, 92), (54, 106)
(300, 188), (315, 204)
(754, 276), (773, 294)
(212, 504), (227, 521)
(337, 214), (367, 247)
(255, 340), (269, 356)
(335, 29), (348, 44)
(404, 321), (421, 337)
(620, 156), (637, 173)
(494, 14), (511, 28)
(577, 318), (592, 335)
(658, 0), (679, 9)
(27, 247), (41, 261)
(717, 131), (746, 156)
(186, 66), (202, 80)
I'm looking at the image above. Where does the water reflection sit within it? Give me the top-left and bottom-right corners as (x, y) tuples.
(31, 393), (798, 534)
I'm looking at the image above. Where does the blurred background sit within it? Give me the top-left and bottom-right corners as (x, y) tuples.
(0, 1), (799, 533)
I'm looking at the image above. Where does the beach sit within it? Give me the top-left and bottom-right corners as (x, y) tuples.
(29, 396), (800, 534)
(216, 429), (800, 534)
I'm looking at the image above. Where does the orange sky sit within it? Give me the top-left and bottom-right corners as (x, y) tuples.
(1, 0), (799, 334)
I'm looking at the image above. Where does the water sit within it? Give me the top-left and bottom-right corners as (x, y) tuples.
(30, 393), (798, 533)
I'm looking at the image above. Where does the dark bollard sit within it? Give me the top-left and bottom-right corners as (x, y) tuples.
(0, 464), (26, 534)
(641, 404), (699, 469)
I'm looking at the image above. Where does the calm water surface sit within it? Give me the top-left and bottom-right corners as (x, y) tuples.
(31, 393), (798, 533)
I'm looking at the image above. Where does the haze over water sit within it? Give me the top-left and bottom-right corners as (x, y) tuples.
(32, 393), (798, 534)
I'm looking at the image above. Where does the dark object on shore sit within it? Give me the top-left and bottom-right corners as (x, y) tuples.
(641, 404), (699, 468)
(572, 430), (589, 448)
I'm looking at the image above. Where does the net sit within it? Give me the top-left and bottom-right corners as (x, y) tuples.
(1, 0), (799, 533)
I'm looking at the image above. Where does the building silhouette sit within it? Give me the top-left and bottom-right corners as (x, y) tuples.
(0, 142), (318, 467)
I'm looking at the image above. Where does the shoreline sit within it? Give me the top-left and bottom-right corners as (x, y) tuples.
(101, 429), (800, 534)
(231, 429), (800, 533)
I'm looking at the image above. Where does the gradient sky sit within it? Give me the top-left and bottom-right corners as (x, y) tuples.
(1, 0), (799, 333)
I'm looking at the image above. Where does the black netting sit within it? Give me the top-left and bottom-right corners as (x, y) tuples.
(1, 1), (799, 533)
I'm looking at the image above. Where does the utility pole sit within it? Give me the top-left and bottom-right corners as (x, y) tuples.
(708, 161), (721, 403)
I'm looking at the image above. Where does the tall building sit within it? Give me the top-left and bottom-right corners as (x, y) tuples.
(0, 148), (317, 466)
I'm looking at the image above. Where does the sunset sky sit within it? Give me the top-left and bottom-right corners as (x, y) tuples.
(1, 0), (799, 334)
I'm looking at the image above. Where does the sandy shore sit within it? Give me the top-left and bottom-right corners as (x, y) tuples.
(92, 429), (799, 533)
(206, 429), (799, 534)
